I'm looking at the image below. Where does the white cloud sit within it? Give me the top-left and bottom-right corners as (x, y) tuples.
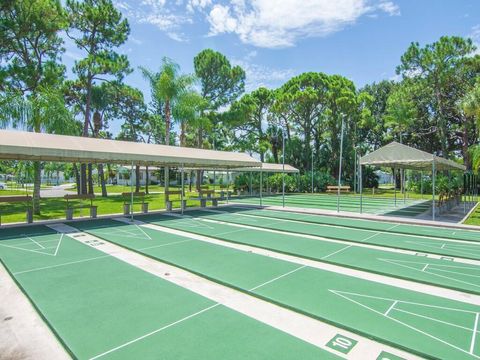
(113, 0), (190, 42)
(469, 25), (480, 55)
(377, 1), (400, 16)
(206, 0), (401, 48)
(232, 56), (295, 91)
(113, 0), (400, 46)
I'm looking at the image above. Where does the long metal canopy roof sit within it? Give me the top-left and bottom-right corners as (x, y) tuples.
(0, 130), (261, 168)
(232, 163), (299, 173)
(360, 142), (466, 171)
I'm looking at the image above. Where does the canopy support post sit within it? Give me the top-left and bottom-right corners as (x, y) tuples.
(394, 168), (397, 207)
(311, 148), (314, 193)
(354, 147), (357, 194)
(420, 171), (423, 199)
(181, 165), (184, 216)
(432, 161), (436, 221)
(260, 169), (263, 206)
(337, 115), (345, 213)
(360, 162), (363, 214)
(226, 170), (229, 204)
(282, 128), (285, 208)
(250, 171), (253, 197)
(403, 169), (406, 204)
(130, 161), (134, 222)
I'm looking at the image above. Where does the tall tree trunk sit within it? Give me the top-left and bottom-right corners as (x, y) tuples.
(87, 163), (94, 194)
(135, 165), (140, 193)
(462, 115), (471, 170)
(81, 75), (93, 195)
(33, 161), (41, 215)
(98, 163), (107, 197)
(145, 165), (149, 194)
(180, 122), (186, 147)
(73, 163), (80, 195)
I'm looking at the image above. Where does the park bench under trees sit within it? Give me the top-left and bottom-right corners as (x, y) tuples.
(165, 190), (186, 211)
(326, 186), (350, 193)
(64, 194), (97, 220)
(122, 192), (148, 215)
(0, 195), (33, 225)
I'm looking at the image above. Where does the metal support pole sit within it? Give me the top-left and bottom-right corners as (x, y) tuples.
(260, 169), (263, 206)
(432, 161), (436, 221)
(403, 169), (406, 204)
(354, 148), (357, 194)
(226, 170), (230, 204)
(181, 165), (184, 215)
(394, 168), (397, 207)
(130, 161), (134, 222)
(311, 148), (314, 193)
(282, 129), (285, 208)
(337, 115), (345, 213)
(360, 164), (363, 214)
(250, 171), (252, 197)
(420, 171), (423, 200)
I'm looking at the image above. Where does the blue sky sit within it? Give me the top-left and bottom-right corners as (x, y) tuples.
(62, 0), (480, 134)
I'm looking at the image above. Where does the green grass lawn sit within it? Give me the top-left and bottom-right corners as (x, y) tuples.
(0, 192), (206, 224)
(464, 202), (480, 226)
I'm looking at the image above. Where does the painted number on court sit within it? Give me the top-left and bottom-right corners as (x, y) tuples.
(376, 351), (406, 360)
(326, 334), (357, 354)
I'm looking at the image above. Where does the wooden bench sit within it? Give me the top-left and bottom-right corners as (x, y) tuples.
(191, 189), (219, 207)
(326, 186), (350, 193)
(122, 192), (148, 215)
(0, 195), (33, 225)
(64, 194), (96, 220)
(165, 190), (186, 211)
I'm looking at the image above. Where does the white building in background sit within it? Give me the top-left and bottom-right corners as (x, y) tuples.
(375, 170), (393, 184)
(116, 166), (161, 186)
(40, 170), (74, 185)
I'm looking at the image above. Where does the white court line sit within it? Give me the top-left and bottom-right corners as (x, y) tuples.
(384, 300), (398, 316)
(13, 255), (110, 275)
(139, 239), (193, 251)
(472, 313), (480, 354)
(249, 265), (306, 291)
(331, 290), (480, 360)
(53, 233), (63, 256)
(321, 245), (352, 260)
(393, 307), (478, 333)
(422, 264), (429, 272)
(89, 304), (219, 360)
(26, 235), (45, 249)
(135, 224), (152, 240)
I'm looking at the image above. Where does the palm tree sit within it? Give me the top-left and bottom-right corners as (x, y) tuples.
(140, 58), (195, 194)
(462, 82), (480, 170)
(0, 86), (77, 214)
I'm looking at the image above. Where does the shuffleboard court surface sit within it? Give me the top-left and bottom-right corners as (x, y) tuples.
(74, 218), (480, 360)
(181, 209), (480, 261)
(218, 206), (480, 242)
(229, 193), (429, 216)
(131, 211), (480, 295)
(0, 225), (337, 359)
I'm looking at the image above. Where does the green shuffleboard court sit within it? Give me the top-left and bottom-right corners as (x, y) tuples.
(0, 225), (339, 359)
(217, 206), (480, 242)
(228, 193), (431, 217)
(73, 217), (480, 360)
(181, 207), (480, 261)
(131, 209), (480, 295)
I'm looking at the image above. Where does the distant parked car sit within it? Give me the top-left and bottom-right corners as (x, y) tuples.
(0, 182), (6, 190)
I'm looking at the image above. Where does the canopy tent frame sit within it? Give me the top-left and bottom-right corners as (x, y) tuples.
(360, 142), (466, 221)
(0, 130), (260, 223)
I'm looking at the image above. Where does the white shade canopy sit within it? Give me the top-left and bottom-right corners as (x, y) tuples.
(232, 163), (299, 173)
(0, 130), (261, 168)
(360, 142), (466, 171)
